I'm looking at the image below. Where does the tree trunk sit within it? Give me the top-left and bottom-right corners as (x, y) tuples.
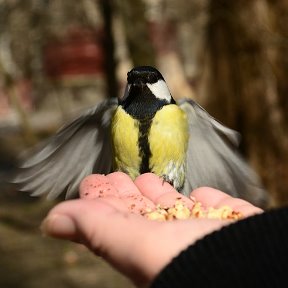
(204, 0), (288, 207)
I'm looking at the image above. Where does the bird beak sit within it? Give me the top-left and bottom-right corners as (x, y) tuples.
(119, 80), (145, 104)
(134, 78), (145, 87)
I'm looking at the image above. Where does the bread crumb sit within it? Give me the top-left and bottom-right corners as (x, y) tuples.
(142, 200), (242, 221)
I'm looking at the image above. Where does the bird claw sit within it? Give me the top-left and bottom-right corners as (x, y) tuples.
(160, 175), (174, 187)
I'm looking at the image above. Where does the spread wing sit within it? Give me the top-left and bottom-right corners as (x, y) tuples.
(12, 99), (117, 200)
(179, 99), (267, 207)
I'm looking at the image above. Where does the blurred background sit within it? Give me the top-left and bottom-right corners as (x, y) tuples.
(0, 0), (288, 287)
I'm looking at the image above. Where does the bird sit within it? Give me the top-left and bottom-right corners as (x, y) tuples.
(12, 66), (267, 206)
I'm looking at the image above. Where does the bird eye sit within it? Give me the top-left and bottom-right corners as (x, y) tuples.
(147, 73), (157, 83)
(127, 71), (139, 84)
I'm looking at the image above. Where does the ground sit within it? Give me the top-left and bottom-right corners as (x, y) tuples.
(0, 191), (134, 288)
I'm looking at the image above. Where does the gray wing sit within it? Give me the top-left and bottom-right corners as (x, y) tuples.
(12, 98), (117, 200)
(179, 99), (267, 207)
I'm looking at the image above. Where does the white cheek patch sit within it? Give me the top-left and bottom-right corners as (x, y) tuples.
(147, 80), (172, 102)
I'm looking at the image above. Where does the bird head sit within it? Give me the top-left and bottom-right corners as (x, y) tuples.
(119, 66), (175, 119)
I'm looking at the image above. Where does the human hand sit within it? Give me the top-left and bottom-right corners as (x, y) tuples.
(41, 172), (262, 287)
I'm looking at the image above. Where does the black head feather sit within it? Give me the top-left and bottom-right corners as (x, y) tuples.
(120, 66), (175, 119)
(127, 66), (164, 84)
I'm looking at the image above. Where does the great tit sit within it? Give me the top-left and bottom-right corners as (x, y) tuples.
(12, 66), (267, 206)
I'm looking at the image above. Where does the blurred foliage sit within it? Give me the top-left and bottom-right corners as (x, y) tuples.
(117, 0), (156, 66)
(0, 0), (288, 287)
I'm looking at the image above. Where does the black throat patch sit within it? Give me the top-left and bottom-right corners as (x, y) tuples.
(138, 117), (153, 174)
(121, 85), (168, 119)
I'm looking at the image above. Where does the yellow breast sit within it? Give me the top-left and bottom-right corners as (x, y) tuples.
(111, 104), (189, 189)
(111, 106), (141, 179)
(149, 104), (189, 189)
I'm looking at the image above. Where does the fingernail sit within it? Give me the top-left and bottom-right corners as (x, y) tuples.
(40, 214), (76, 238)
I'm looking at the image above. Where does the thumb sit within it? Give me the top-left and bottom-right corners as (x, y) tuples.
(41, 198), (136, 251)
(41, 198), (158, 286)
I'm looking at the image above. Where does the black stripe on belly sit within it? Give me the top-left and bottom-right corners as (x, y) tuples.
(138, 118), (152, 174)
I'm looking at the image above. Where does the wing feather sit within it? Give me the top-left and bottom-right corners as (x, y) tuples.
(179, 99), (267, 207)
(12, 99), (117, 199)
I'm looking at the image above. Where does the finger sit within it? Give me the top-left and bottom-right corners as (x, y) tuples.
(79, 174), (118, 199)
(106, 172), (142, 196)
(191, 187), (263, 216)
(190, 187), (232, 207)
(41, 198), (119, 240)
(107, 172), (155, 214)
(232, 204), (263, 217)
(80, 173), (155, 214)
(135, 173), (194, 209)
(134, 173), (175, 202)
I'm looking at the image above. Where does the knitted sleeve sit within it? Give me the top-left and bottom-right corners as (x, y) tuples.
(151, 207), (288, 288)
